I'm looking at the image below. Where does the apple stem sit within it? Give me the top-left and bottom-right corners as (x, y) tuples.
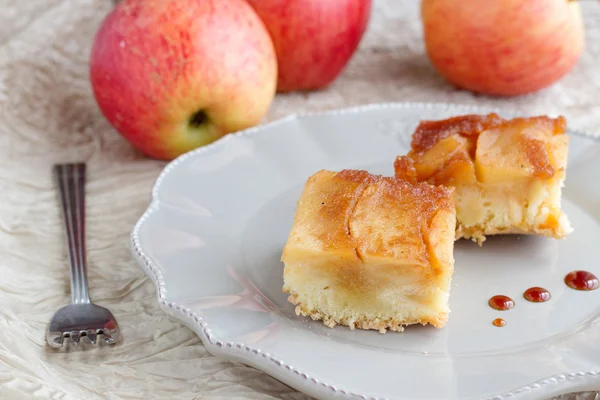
(189, 110), (208, 128)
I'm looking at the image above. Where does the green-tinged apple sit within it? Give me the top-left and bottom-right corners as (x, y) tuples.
(245, 0), (372, 92)
(90, 0), (277, 160)
(421, 0), (584, 96)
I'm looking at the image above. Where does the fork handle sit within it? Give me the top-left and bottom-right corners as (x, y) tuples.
(55, 163), (90, 304)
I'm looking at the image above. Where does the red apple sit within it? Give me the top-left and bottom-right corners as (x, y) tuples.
(90, 0), (277, 160)
(245, 0), (372, 92)
(421, 0), (584, 96)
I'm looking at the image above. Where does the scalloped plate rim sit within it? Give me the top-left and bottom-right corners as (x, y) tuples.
(131, 101), (600, 400)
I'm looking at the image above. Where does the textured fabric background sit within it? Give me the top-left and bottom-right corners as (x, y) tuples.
(0, 0), (599, 399)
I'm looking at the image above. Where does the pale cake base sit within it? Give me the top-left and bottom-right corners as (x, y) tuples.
(284, 271), (449, 333)
(455, 178), (572, 245)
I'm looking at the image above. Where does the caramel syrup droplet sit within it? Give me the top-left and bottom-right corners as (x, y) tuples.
(523, 287), (551, 303)
(492, 318), (506, 327)
(488, 295), (515, 311)
(565, 271), (599, 291)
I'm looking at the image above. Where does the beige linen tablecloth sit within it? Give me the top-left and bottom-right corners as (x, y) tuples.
(1, 1), (600, 399)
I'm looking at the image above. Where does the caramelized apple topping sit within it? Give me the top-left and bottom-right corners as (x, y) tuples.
(411, 113), (504, 153)
(393, 156), (417, 184)
(401, 113), (567, 185)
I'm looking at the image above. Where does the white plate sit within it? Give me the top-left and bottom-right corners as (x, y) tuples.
(132, 103), (600, 400)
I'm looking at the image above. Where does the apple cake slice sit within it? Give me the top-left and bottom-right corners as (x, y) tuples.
(394, 113), (572, 244)
(281, 169), (456, 332)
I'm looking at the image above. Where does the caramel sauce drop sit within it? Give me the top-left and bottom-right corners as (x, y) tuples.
(523, 287), (551, 303)
(488, 295), (515, 311)
(565, 271), (599, 291)
(492, 318), (506, 327)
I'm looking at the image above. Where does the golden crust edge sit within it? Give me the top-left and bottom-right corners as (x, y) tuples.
(456, 223), (571, 246)
(285, 292), (449, 334)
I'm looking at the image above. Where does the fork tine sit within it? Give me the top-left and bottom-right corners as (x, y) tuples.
(87, 330), (97, 344)
(70, 330), (81, 344)
(103, 334), (116, 344)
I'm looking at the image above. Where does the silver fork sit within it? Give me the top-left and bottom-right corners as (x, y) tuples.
(46, 163), (120, 348)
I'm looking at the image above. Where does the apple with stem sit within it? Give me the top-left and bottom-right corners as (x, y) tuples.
(90, 0), (277, 160)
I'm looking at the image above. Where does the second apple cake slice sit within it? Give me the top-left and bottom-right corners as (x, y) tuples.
(395, 113), (572, 244)
(281, 169), (456, 332)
